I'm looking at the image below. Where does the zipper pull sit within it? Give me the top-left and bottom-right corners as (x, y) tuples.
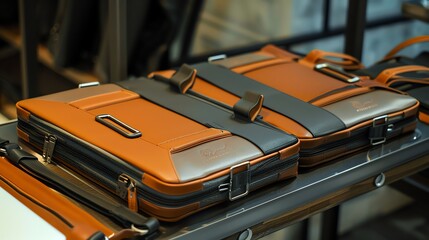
(42, 135), (57, 163)
(117, 174), (139, 212)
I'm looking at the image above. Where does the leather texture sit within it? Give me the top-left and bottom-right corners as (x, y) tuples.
(172, 136), (263, 182)
(323, 90), (417, 127)
(117, 78), (298, 154)
(353, 36), (429, 124)
(374, 65), (429, 86)
(152, 45), (419, 166)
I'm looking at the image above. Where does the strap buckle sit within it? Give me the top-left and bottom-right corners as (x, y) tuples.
(369, 115), (393, 145)
(219, 161), (251, 201)
(315, 63), (360, 83)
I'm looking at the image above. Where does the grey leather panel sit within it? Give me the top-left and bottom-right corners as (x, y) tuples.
(323, 90), (417, 127)
(172, 136), (263, 182)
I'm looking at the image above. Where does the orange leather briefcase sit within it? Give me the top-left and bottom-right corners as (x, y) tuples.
(15, 77), (299, 222)
(151, 45), (419, 167)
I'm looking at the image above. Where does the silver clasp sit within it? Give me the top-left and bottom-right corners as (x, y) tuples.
(219, 161), (251, 201)
(370, 115), (392, 145)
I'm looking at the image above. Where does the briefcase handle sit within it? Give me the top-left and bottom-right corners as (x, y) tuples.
(0, 137), (159, 240)
(299, 49), (364, 70)
(374, 65), (429, 86)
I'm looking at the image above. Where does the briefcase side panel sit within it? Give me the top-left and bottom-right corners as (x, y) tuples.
(139, 161), (299, 222)
(323, 90), (418, 128)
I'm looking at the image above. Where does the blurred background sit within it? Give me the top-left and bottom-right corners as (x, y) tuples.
(0, 0), (428, 239)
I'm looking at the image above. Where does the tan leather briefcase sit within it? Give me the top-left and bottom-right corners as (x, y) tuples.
(151, 45), (419, 167)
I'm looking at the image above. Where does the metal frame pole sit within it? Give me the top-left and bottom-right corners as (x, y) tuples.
(108, 0), (127, 82)
(344, 0), (368, 60)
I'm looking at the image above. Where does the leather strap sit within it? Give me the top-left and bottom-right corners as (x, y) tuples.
(374, 65), (429, 86)
(384, 35), (429, 60)
(192, 62), (346, 137)
(117, 77), (297, 154)
(0, 138), (159, 236)
(299, 49), (364, 70)
(169, 64), (196, 93)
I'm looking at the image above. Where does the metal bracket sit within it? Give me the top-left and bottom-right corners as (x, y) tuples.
(315, 63), (360, 83)
(78, 82), (100, 88)
(208, 54), (227, 62)
(229, 161), (251, 201)
(370, 115), (390, 146)
(116, 174), (136, 199)
(374, 173), (386, 187)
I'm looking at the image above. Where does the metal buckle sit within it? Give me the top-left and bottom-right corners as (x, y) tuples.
(228, 161), (250, 201)
(116, 174), (136, 199)
(370, 115), (388, 145)
(315, 63), (360, 83)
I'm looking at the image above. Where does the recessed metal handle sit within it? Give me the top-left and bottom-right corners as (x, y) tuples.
(96, 114), (141, 139)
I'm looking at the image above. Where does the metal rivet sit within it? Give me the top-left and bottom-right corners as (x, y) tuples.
(374, 173), (385, 187)
(237, 228), (253, 240)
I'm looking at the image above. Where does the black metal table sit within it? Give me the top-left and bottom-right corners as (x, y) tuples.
(1, 120), (429, 239)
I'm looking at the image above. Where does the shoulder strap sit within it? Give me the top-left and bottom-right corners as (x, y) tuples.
(117, 78), (297, 154)
(192, 62), (346, 137)
(0, 139), (159, 238)
(384, 35), (429, 60)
